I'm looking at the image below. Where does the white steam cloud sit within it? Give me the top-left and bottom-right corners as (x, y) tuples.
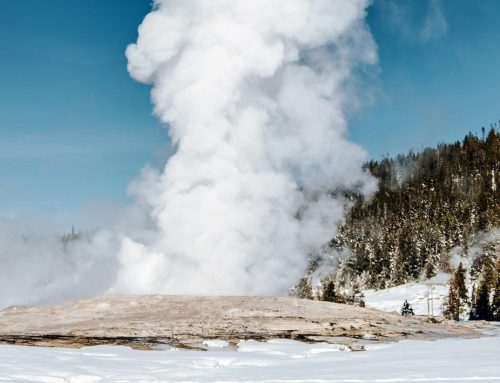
(0, 0), (377, 306)
(0, 216), (119, 307)
(115, 0), (377, 295)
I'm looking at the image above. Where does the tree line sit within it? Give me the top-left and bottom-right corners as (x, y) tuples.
(296, 124), (500, 322)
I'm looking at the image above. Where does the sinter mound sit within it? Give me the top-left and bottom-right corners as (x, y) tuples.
(0, 295), (491, 351)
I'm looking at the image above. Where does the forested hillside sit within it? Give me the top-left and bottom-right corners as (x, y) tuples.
(332, 126), (499, 289)
(304, 126), (500, 319)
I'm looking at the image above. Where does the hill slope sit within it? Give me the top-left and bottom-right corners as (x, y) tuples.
(307, 127), (500, 305)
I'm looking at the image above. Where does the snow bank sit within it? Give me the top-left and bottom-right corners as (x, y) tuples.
(364, 274), (450, 316)
(0, 333), (499, 382)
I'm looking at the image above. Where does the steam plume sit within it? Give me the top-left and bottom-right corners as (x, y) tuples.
(114, 0), (378, 295)
(0, 1), (378, 307)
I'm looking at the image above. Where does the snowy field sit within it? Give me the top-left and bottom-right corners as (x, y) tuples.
(1, 331), (500, 383)
(364, 274), (451, 316)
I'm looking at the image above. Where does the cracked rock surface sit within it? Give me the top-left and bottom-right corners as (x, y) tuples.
(0, 295), (491, 350)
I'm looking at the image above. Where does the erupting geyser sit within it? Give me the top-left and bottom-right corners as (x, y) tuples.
(0, 0), (379, 307)
(114, 0), (378, 295)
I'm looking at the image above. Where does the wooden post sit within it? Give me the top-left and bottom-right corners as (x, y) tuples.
(430, 285), (434, 317)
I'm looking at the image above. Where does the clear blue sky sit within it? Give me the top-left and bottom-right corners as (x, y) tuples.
(0, 0), (499, 223)
(351, 0), (500, 159)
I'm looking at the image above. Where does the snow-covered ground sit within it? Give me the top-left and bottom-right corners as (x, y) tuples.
(1, 331), (499, 382)
(364, 274), (450, 316)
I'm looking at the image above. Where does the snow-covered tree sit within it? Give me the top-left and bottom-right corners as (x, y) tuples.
(401, 300), (415, 316)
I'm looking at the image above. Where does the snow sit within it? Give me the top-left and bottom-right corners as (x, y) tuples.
(1, 331), (499, 382)
(364, 275), (450, 316)
(203, 340), (229, 349)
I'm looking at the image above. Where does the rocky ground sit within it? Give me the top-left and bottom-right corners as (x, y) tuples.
(0, 295), (493, 351)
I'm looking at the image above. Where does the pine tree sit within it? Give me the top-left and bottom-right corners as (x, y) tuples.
(469, 284), (477, 319)
(492, 282), (500, 321)
(321, 279), (337, 302)
(401, 300), (415, 316)
(491, 262), (500, 321)
(443, 263), (469, 320)
(443, 286), (460, 320)
(470, 279), (491, 321)
(455, 263), (469, 307)
(359, 293), (366, 308)
(294, 277), (313, 300)
(481, 244), (497, 288)
(424, 249), (440, 279)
